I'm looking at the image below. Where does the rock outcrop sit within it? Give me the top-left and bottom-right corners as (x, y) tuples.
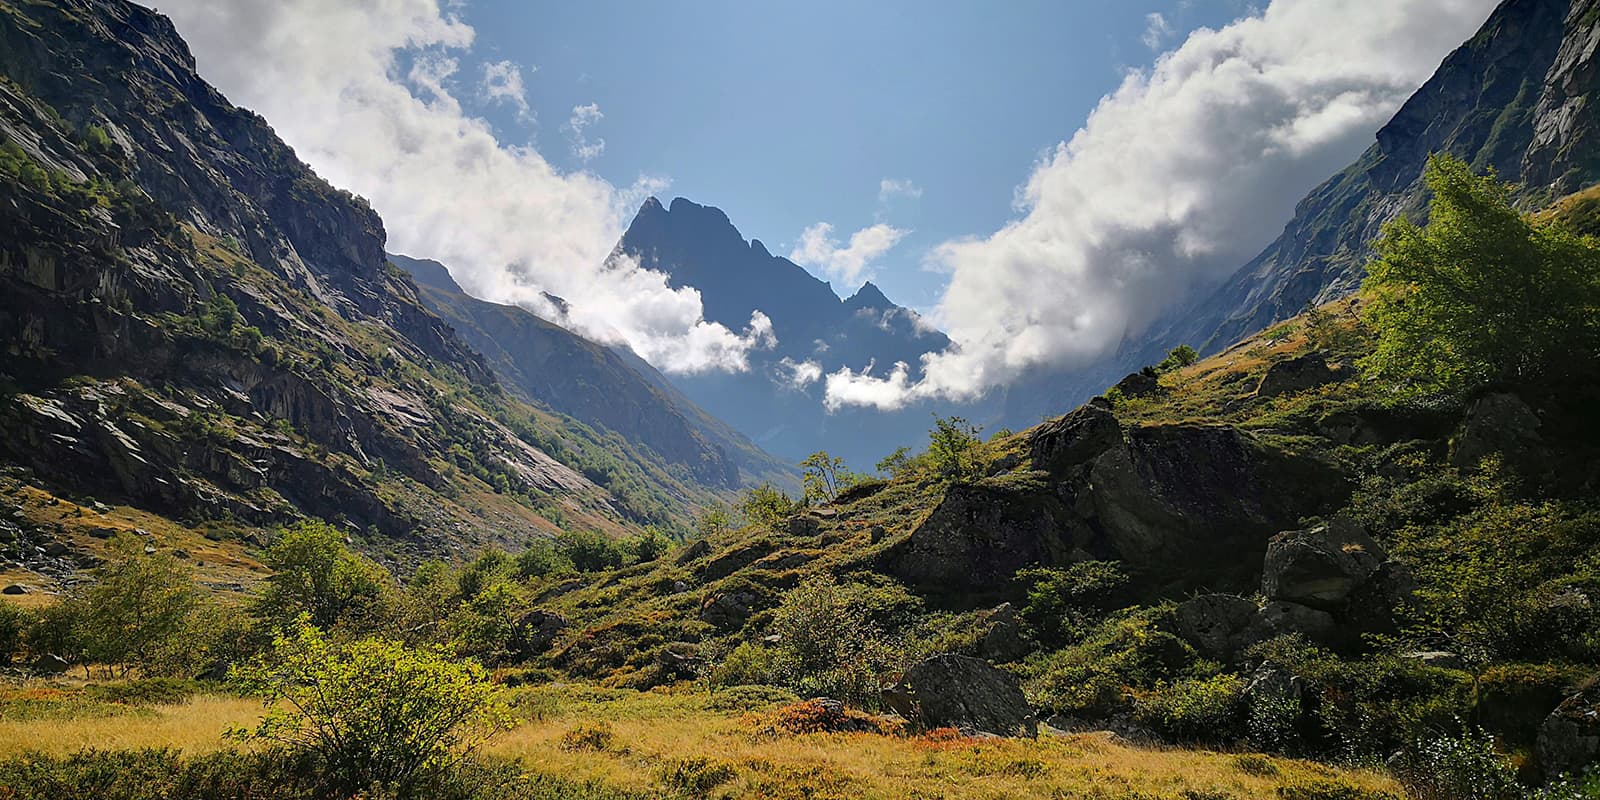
(1255, 353), (1339, 399)
(1538, 679), (1600, 780)
(882, 655), (1036, 737)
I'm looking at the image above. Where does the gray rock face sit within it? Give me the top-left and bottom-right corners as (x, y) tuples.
(882, 654), (1036, 737)
(699, 588), (761, 630)
(1539, 679), (1600, 780)
(1028, 399), (1122, 474)
(510, 609), (569, 658)
(1112, 371), (1164, 399)
(1451, 392), (1543, 469)
(1255, 353), (1338, 398)
(1262, 517), (1386, 610)
(880, 483), (1080, 592)
(974, 603), (1030, 663)
(1174, 594), (1259, 662)
(1247, 601), (1338, 645)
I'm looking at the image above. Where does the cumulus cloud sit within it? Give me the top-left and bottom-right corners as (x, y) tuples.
(789, 222), (909, 288)
(777, 357), (824, 389)
(160, 0), (763, 374)
(567, 102), (605, 163)
(821, 0), (1498, 410)
(481, 59), (530, 117)
(878, 178), (923, 203)
(1141, 12), (1173, 50)
(823, 360), (913, 412)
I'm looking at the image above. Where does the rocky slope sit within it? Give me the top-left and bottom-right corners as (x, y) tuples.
(392, 253), (794, 491)
(0, 0), (735, 571)
(612, 197), (957, 467)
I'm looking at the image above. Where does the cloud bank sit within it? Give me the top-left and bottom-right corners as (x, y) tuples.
(789, 222), (909, 289)
(160, 0), (769, 374)
(823, 0), (1499, 411)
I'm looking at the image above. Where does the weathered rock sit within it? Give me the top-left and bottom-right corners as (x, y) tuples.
(701, 541), (775, 581)
(1173, 594), (1259, 662)
(1246, 601), (1338, 645)
(975, 603), (1030, 662)
(676, 539), (711, 565)
(882, 654), (1036, 737)
(880, 483), (1080, 592)
(509, 609), (569, 658)
(1255, 353), (1338, 398)
(1262, 517), (1385, 610)
(700, 588), (761, 630)
(1028, 400), (1122, 474)
(1451, 392), (1543, 469)
(653, 643), (703, 683)
(1, 583), (27, 595)
(1111, 371), (1164, 399)
(32, 653), (69, 674)
(1538, 679), (1600, 780)
(42, 541), (69, 557)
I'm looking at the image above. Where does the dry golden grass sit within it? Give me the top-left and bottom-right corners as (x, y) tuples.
(0, 684), (1401, 799)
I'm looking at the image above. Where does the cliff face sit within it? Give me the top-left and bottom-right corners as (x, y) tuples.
(0, 0), (731, 556)
(1148, 0), (1595, 360)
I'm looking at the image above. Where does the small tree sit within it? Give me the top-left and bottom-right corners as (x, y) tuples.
(1154, 344), (1199, 375)
(254, 521), (390, 631)
(800, 450), (857, 504)
(627, 527), (673, 564)
(1362, 154), (1600, 395)
(738, 483), (801, 527)
(694, 504), (733, 539)
(230, 621), (514, 794)
(554, 529), (625, 572)
(80, 534), (197, 673)
(875, 446), (915, 479)
(928, 416), (983, 480)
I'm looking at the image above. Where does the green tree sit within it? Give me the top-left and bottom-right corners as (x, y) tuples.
(254, 521), (390, 630)
(1154, 344), (1199, 374)
(514, 541), (571, 579)
(800, 450), (857, 504)
(767, 576), (911, 707)
(0, 602), (29, 666)
(694, 504), (733, 539)
(875, 446), (915, 479)
(553, 529), (625, 572)
(79, 534), (198, 673)
(1362, 154), (1600, 395)
(627, 527), (673, 564)
(928, 416), (983, 480)
(229, 622), (514, 794)
(738, 483), (801, 527)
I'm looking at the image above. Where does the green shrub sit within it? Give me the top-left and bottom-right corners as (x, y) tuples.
(1232, 754), (1279, 777)
(1391, 727), (1521, 800)
(1276, 782), (1403, 800)
(253, 520), (391, 631)
(0, 601), (29, 664)
(704, 685), (799, 712)
(1017, 560), (1129, 646)
(657, 756), (737, 794)
(1026, 608), (1196, 718)
(229, 622), (514, 794)
(84, 677), (201, 706)
(765, 575), (913, 708)
(1133, 673), (1247, 743)
(559, 722), (617, 752)
(555, 529), (626, 573)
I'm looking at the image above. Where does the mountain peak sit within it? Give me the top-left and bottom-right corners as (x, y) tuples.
(845, 280), (892, 311)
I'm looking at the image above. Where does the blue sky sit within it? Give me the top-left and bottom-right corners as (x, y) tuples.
(167, 0), (1495, 398)
(462, 0), (1250, 310)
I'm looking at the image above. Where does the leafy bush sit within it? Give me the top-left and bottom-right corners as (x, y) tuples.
(78, 534), (197, 673)
(0, 601), (29, 665)
(738, 483), (802, 527)
(554, 529), (626, 572)
(1133, 673), (1247, 743)
(1391, 727), (1521, 800)
(229, 622), (514, 794)
(765, 576), (913, 707)
(1017, 560), (1129, 646)
(1026, 608), (1197, 718)
(558, 722), (617, 752)
(253, 521), (390, 631)
(928, 416), (983, 480)
(83, 677), (201, 706)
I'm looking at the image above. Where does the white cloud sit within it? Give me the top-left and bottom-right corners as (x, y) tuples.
(160, 0), (762, 375)
(482, 59), (530, 117)
(777, 357), (823, 389)
(567, 102), (605, 162)
(822, 0), (1499, 410)
(823, 360), (913, 412)
(789, 222), (909, 288)
(878, 178), (923, 204)
(1141, 12), (1173, 50)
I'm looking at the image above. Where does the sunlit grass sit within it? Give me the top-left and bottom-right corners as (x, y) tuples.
(0, 682), (1401, 799)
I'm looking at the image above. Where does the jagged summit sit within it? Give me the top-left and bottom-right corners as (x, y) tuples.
(844, 281), (893, 312)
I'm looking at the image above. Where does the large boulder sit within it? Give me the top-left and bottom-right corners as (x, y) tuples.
(974, 603), (1030, 662)
(1255, 353), (1338, 398)
(1451, 392), (1543, 469)
(1173, 594), (1258, 662)
(700, 587), (762, 630)
(1538, 680), (1600, 780)
(882, 654), (1036, 737)
(509, 609), (568, 658)
(879, 483), (1082, 593)
(1111, 371), (1164, 399)
(1245, 601), (1338, 646)
(1262, 517), (1386, 610)
(1029, 399), (1122, 474)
